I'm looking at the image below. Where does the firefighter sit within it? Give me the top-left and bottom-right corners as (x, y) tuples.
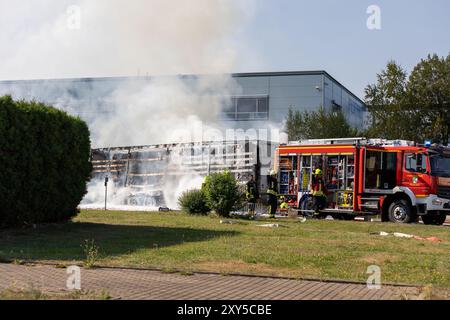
(246, 175), (259, 218)
(279, 196), (288, 209)
(311, 168), (327, 215)
(267, 170), (278, 219)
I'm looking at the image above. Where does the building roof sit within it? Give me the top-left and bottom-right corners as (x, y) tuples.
(0, 70), (364, 105)
(232, 70), (364, 105)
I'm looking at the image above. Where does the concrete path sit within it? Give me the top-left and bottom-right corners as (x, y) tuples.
(0, 263), (420, 300)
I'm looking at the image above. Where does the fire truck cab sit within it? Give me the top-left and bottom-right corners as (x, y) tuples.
(275, 138), (450, 225)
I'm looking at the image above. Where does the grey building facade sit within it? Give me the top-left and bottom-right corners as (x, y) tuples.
(0, 71), (365, 142)
(224, 71), (365, 130)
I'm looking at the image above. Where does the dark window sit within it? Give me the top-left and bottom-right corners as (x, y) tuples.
(257, 98), (268, 113)
(221, 96), (269, 121)
(365, 151), (397, 189)
(405, 153), (427, 173)
(237, 98), (257, 113)
(430, 155), (450, 175)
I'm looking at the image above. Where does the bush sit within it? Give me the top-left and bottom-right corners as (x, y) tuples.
(202, 171), (243, 217)
(0, 95), (92, 228)
(178, 189), (210, 215)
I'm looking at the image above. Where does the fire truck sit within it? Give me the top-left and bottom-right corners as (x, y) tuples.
(275, 138), (450, 225)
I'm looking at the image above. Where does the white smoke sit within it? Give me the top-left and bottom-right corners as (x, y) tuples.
(90, 75), (240, 147)
(1, 0), (263, 210)
(0, 0), (254, 80)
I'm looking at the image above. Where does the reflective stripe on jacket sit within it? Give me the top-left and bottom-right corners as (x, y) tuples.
(312, 179), (326, 197)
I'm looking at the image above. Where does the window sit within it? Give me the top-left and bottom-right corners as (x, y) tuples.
(365, 151), (397, 190)
(237, 98), (257, 113)
(257, 97), (268, 113)
(430, 155), (450, 175)
(221, 96), (269, 121)
(405, 153), (427, 173)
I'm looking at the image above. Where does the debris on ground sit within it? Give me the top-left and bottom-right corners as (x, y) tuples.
(257, 223), (288, 228)
(298, 217), (307, 223)
(413, 236), (442, 242)
(220, 220), (243, 225)
(393, 232), (414, 238)
(372, 231), (442, 242)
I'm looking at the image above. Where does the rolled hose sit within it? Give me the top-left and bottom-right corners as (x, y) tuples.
(298, 194), (313, 216)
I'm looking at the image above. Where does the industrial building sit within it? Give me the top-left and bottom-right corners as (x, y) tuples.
(0, 70), (366, 141)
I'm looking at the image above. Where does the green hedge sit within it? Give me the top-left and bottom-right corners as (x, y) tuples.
(0, 95), (92, 228)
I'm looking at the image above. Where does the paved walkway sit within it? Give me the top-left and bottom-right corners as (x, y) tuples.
(0, 263), (420, 300)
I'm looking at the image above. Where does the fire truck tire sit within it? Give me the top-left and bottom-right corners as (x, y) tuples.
(422, 212), (447, 226)
(435, 212), (447, 225)
(388, 199), (414, 223)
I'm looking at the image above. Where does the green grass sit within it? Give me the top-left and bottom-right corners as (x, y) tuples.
(0, 287), (111, 300)
(0, 210), (449, 287)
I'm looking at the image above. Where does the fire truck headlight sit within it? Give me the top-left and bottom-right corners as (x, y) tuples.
(432, 199), (443, 206)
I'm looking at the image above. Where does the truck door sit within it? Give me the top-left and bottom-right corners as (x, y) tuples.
(364, 150), (397, 191)
(402, 153), (431, 197)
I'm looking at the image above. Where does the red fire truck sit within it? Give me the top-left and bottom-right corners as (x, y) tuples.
(275, 138), (450, 225)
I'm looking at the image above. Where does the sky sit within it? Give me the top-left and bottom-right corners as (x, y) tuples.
(234, 0), (450, 98)
(1, 0), (449, 100)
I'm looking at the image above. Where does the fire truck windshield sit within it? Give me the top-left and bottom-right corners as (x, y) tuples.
(430, 155), (450, 177)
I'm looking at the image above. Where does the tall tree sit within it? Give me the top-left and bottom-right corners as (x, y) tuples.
(364, 61), (417, 140)
(365, 54), (450, 143)
(285, 108), (358, 140)
(406, 54), (450, 143)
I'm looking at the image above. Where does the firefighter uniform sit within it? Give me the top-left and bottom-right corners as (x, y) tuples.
(311, 169), (327, 214)
(246, 177), (259, 216)
(267, 171), (278, 218)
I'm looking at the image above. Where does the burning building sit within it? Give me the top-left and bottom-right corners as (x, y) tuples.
(83, 140), (275, 210)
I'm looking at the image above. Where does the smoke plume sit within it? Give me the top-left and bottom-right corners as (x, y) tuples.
(0, 0), (253, 80)
(0, 0), (259, 209)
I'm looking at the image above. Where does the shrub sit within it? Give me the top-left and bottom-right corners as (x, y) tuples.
(0, 95), (92, 228)
(202, 171), (243, 217)
(178, 189), (210, 215)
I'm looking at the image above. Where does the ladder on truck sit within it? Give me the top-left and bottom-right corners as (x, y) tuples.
(288, 137), (416, 147)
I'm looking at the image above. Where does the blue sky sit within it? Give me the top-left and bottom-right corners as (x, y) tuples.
(234, 0), (450, 99)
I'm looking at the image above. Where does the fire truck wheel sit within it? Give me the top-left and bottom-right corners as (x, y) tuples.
(388, 199), (413, 223)
(435, 212), (447, 225)
(422, 212), (447, 225)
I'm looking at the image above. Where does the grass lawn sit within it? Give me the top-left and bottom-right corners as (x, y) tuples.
(0, 210), (449, 287)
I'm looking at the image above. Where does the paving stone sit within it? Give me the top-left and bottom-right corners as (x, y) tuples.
(0, 263), (420, 300)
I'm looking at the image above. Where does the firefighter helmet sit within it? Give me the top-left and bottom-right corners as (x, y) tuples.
(314, 169), (322, 175)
